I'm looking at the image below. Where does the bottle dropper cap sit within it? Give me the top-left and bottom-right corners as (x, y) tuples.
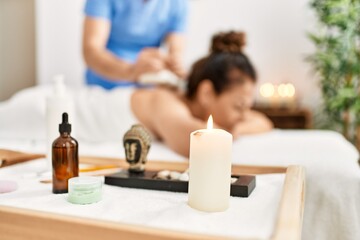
(59, 112), (72, 134)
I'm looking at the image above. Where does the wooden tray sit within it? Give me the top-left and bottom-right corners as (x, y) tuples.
(0, 155), (305, 240)
(105, 170), (256, 197)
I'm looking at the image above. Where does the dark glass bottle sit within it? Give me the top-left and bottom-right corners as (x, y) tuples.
(52, 112), (79, 194)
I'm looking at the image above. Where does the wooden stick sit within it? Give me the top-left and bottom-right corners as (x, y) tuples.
(80, 165), (119, 172)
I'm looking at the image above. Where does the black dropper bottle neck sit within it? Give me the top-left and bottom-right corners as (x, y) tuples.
(59, 112), (72, 135)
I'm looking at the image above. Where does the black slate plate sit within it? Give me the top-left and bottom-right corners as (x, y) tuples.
(105, 170), (256, 197)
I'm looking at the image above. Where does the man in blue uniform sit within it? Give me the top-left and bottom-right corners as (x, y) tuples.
(83, 0), (189, 89)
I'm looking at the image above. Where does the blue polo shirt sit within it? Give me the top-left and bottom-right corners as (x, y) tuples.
(84, 0), (188, 89)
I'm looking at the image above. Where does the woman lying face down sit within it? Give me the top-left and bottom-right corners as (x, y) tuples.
(131, 31), (273, 156)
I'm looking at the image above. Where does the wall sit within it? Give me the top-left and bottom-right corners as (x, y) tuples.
(35, 0), (319, 107)
(0, 0), (36, 101)
(35, 0), (85, 88)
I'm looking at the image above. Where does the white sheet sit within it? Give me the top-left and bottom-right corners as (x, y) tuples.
(0, 85), (137, 142)
(1, 86), (360, 239)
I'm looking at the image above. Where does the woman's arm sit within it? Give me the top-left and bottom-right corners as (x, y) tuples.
(231, 110), (273, 138)
(83, 17), (165, 81)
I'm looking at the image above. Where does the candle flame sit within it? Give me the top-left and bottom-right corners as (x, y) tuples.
(207, 115), (213, 129)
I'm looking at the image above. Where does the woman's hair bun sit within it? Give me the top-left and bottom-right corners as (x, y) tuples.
(210, 31), (246, 54)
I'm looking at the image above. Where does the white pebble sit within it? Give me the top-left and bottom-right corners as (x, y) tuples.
(169, 171), (181, 180)
(179, 172), (189, 181)
(156, 170), (170, 180)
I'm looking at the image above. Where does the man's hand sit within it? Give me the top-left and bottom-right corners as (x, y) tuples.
(167, 54), (186, 79)
(131, 48), (167, 80)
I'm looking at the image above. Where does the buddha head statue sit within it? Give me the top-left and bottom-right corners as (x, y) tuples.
(123, 124), (152, 173)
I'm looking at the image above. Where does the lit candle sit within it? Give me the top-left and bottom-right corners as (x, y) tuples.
(277, 83), (288, 107)
(260, 83), (278, 107)
(188, 115), (233, 212)
(286, 83), (296, 109)
(277, 83), (296, 108)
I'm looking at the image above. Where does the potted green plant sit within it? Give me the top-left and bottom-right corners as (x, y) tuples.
(308, 0), (360, 146)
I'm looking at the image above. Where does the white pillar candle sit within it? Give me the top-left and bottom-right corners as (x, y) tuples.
(188, 115), (233, 212)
